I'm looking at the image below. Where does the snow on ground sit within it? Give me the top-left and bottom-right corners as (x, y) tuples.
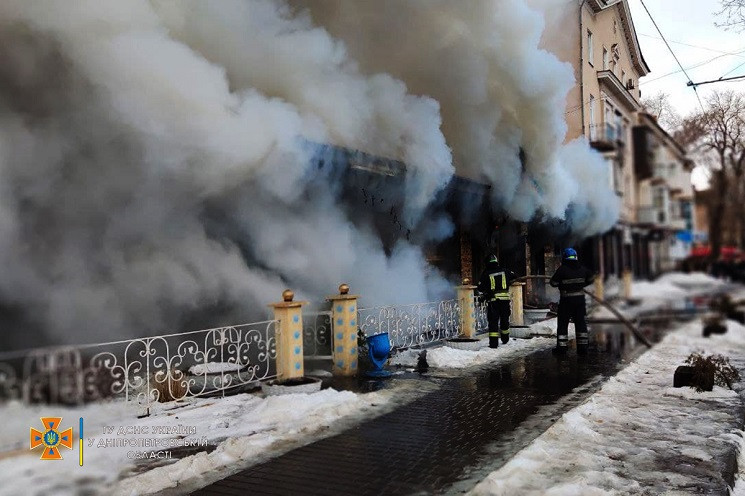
(391, 336), (557, 369)
(390, 317), (567, 370)
(735, 433), (745, 496)
(0, 387), (393, 496)
(187, 362), (245, 375)
(469, 319), (745, 495)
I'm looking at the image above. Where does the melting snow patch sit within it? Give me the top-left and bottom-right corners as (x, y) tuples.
(469, 320), (745, 495)
(0, 388), (389, 496)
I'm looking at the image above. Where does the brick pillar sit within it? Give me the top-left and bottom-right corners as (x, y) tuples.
(510, 282), (526, 326)
(268, 290), (306, 382)
(456, 279), (477, 339)
(327, 284), (359, 376)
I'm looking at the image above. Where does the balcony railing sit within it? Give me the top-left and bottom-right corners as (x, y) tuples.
(638, 206), (666, 226)
(589, 123), (622, 151)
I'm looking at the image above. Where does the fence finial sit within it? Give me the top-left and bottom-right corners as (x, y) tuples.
(282, 289), (294, 302)
(339, 284), (350, 295)
(462, 277), (471, 285)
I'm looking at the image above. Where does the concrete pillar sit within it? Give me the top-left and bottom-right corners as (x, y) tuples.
(268, 289), (306, 382)
(622, 269), (633, 300)
(327, 284), (359, 377)
(456, 279), (477, 339)
(594, 276), (605, 301)
(510, 282), (526, 326)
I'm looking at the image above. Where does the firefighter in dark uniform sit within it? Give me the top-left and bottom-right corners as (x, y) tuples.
(477, 254), (516, 348)
(549, 248), (595, 355)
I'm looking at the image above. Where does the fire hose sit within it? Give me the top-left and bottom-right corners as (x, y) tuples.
(513, 275), (652, 348)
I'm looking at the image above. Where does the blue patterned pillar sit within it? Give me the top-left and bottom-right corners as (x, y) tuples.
(327, 284), (359, 377)
(268, 289), (306, 382)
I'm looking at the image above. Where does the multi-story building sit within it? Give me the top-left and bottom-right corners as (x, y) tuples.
(633, 112), (695, 275)
(542, 0), (651, 279)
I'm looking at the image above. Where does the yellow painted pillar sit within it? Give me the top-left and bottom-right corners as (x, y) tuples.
(622, 269), (632, 300)
(594, 276), (605, 301)
(327, 284), (359, 377)
(268, 289), (306, 382)
(510, 282), (526, 326)
(456, 279), (477, 339)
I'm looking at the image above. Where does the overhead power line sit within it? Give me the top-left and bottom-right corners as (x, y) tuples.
(638, 33), (745, 59)
(640, 48), (745, 85)
(687, 74), (745, 87)
(638, 0), (705, 112)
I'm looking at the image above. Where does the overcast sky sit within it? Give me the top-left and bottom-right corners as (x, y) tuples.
(627, 0), (745, 117)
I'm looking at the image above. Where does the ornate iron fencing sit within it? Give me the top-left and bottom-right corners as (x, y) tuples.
(303, 311), (333, 359)
(474, 297), (489, 334)
(358, 299), (461, 351)
(0, 320), (277, 410)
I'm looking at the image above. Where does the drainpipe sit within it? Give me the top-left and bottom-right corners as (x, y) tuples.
(579, 0), (587, 136)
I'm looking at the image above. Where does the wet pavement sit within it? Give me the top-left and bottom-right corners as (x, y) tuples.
(194, 322), (668, 496)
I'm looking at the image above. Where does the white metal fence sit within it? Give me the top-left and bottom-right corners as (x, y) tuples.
(358, 299), (461, 351)
(0, 321), (277, 410)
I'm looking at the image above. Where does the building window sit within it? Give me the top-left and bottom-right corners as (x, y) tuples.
(587, 30), (594, 66)
(603, 48), (609, 70)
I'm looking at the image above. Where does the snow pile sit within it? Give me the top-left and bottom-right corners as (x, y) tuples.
(658, 272), (725, 290)
(0, 388), (389, 496)
(630, 272), (725, 301)
(630, 280), (687, 300)
(391, 335), (559, 370)
(188, 362), (245, 375)
(470, 320), (745, 495)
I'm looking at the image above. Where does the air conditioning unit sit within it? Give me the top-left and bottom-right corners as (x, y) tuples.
(626, 79), (635, 90)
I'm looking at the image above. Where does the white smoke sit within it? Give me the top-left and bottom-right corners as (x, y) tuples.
(289, 0), (620, 226)
(0, 0), (618, 348)
(0, 0), (453, 346)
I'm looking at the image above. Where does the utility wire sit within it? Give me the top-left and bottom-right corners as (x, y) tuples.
(638, 0), (705, 112)
(687, 74), (745, 87)
(721, 59), (745, 78)
(638, 33), (745, 58)
(640, 48), (745, 85)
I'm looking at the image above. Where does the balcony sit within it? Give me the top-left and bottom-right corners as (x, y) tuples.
(638, 206), (666, 226)
(589, 123), (622, 152)
(597, 70), (641, 111)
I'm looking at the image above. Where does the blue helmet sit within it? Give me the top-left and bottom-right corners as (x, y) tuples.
(563, 248), (578, 261)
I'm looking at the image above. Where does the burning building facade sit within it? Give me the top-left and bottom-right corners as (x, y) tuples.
(0, 0), (627, 350)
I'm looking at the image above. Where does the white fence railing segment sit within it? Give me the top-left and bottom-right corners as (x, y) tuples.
(303, 311), (333, 358)
(474, 297), (489, 334)
(358, 299), (461, 351)
(0, 320), (277, 409)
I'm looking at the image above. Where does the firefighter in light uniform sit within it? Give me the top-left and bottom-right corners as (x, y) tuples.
(477, 255), (516, 348)
(549, 248), (595, 355)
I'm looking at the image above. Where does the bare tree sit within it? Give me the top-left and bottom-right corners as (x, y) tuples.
(683, 90), (745, 258)
(717, 0), (745, 31)
(641, 92), (681, 132)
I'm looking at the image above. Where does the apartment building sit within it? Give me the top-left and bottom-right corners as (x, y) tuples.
(542, 0), (651, 279)
(633, 112), (696, 275)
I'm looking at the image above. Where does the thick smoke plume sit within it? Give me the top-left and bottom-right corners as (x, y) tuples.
(0, 0), (618, 348)
(290, 0), (619, 230)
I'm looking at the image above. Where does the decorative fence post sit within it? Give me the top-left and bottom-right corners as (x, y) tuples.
(327, 284), (359, 377)
(594, 276), (605, 301)
(622, 269), (632, 300)
(456, 278), (477, 339)
(510, 282), (526, 326)
(269, 289), (306, 382)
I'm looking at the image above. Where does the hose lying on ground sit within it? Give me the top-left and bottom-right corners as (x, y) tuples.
(513, 275), (653, 349)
